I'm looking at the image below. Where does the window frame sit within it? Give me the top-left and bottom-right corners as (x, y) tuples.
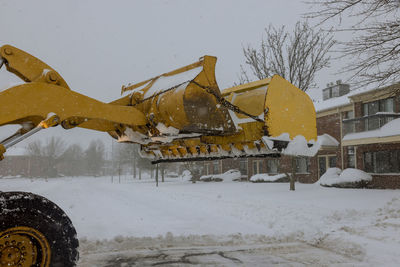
(364, 150), (400, 174)
(252, 160), (263, 175)
(295, 157), (310, 174)
(267, 158), (279, 174)
(239, 159), (248, 176)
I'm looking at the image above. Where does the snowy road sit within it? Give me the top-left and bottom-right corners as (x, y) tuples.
(79, 242), (360, 266)
(1, 175), (400, 266)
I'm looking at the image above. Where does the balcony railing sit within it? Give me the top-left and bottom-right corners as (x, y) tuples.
(342, 113), (400, 135)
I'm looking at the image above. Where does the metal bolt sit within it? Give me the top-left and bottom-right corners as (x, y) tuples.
(4, 47), (12, 55)
(49, 72), (58, 82)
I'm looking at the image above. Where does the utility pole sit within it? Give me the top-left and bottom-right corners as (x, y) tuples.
(161, 164), (165, 183)
(155, 163), (159, 187)
(111, 140), (114, 183)
(132, 149), (136, 179)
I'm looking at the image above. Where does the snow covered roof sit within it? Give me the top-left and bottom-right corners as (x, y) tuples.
(343, 118), (400, 141)
(317, 134), (339, 147)
(307, 84), (383, 113)
(4, 147), (29, 156)
(313, 94), (352, 112)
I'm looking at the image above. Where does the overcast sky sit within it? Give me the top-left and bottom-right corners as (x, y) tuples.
(0, 0), (349, 152)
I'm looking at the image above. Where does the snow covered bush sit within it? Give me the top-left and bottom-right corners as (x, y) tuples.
(250, 173), (288, 183)
(317, 168), (372, 188)
(199, 169), (241, 182)
(180, 170), (193, 182)
(199, 175), (223, 182)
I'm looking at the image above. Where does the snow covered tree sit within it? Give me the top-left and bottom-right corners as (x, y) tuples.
(238, 21), (335, 91)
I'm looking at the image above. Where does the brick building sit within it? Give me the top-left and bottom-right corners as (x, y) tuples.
(0, 147), (45, 177)
(201, 82), (400, 189)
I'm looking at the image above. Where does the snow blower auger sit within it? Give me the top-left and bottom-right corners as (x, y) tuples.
(0, 44), (316, 266)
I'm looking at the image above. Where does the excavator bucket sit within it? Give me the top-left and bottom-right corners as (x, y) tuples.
(131, 75), (317, 163)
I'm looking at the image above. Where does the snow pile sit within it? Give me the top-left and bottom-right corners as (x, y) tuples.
(199, 169), (241, 182)
(250, 173), (287, 183)
(318, 168), (372, 188)
(343, 118), (400, 141)
(179, 170), (192, 182)
(282, 135), (320, 157)
(156, 123), (179, 135)
(2, 176), (400, 265)
(274, 133), (338, 157)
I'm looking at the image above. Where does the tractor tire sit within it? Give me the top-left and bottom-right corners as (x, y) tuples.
(0, 191), (79, 267)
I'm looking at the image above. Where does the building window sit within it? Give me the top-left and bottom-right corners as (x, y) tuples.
(267, 159), (279, 174)
(343, 110), (354, 119)
(363, 98), (395, 130)
(295, 157), (309, 174)
(253, 160), (263, 175)
(239, 159), (248, 175)
(347, 146), (355, 168)
(329, 156), (337, 168)
(364, 150), (400, 173)
(323, 88), (331, 100)
(322, 82), (349, 100)
(204, 163), (211, 175)
(331, 85), (340, 97)
(213, 161), (220, 174)
(318, 155), (337, 177)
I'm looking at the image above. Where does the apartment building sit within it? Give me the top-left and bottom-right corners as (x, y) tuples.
(201, 82), (400, 189)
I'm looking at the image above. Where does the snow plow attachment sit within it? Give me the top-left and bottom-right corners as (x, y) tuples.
(131, 74), (317, 163)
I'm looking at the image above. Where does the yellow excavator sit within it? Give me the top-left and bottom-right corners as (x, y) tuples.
(0, 45), (316, 266)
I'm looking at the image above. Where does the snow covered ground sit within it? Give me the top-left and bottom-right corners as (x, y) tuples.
(1, 175), (400, 266)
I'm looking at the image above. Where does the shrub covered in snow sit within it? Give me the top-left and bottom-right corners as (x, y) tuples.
(199, 169), (241, 182)
(317, 168), (372, 188)
(180, 170), (193, 182)
(250, 173), (288, 183)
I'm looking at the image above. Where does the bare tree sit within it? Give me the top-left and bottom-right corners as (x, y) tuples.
(60, 144), (85, 176)
(27, 137), (66, 177)
(27, 140), (43, 157)
(85, 139), (105, 176)
(307, 0), (400, 88)
(239, 21), (335, 91)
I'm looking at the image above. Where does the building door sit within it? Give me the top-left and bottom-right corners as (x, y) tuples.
(318, 157), (326, 178)
(253, 160), (263, 175)
(318, 155), (337, 178)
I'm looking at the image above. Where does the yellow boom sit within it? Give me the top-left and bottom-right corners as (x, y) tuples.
(0, 44), (317, 162)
